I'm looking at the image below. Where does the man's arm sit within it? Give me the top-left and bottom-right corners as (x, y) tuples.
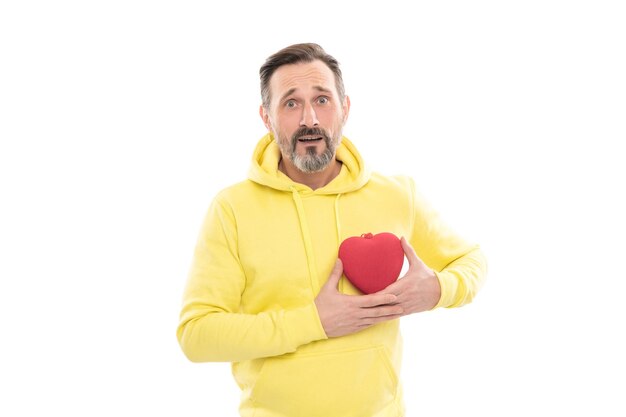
(380, 178), (487, 313)
(178, 300), (327, 363)
(176, 198), (327, 362)
(378, 237), (485, 315)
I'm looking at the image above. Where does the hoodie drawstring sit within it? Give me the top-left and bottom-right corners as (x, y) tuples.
(290, 186), (321, 295)
(334, 194), (344, 293)
(334, 194), (342, 245)
(289, 187), (345, 296)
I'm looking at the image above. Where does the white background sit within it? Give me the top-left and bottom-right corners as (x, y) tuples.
(1, 1), (624, 416)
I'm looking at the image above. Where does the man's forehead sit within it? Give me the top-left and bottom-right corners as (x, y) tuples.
(270, 60), (336, 94)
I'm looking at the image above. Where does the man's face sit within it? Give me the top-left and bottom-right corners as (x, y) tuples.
(260, 60), (350, 173)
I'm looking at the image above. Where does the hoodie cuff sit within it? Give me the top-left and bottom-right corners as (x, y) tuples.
(283, 302), (328, 348)
(432, 270), (458, 309)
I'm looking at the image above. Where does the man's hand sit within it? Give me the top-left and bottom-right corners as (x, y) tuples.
(378, 237), (441, 314)
(314, 260), (404, 338)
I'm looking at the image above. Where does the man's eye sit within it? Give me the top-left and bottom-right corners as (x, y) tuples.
(318, 97), (329, 104)
(286, 100), (296, 108)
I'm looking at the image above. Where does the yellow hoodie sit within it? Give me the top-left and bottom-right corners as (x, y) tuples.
(177, 134), (486, 417)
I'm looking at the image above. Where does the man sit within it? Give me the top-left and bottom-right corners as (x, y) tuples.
(177, 43), (486, 417)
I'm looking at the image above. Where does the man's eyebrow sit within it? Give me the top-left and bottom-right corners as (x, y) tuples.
(278, 88), (297, 103)
(313, 85), (333, 94)
(278, 86), (333, 103)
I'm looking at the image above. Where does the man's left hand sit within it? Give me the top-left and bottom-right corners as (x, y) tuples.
(378, 237), (441, 315)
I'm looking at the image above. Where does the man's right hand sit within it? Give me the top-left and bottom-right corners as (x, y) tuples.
(314, 259), (404, 338)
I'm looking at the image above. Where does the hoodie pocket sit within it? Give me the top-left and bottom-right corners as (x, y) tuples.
(250, 346), (398, 416)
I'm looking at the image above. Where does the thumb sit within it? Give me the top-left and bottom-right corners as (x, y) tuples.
(401, 236), (420, 268)
(401, 237), (428, 274)
(323, 259), (343, 291)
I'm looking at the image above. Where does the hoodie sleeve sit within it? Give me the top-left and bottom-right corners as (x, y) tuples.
(407, 178), (487, 308)
(177, 196), (327, 363)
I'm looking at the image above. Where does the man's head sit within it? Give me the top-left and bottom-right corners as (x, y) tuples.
(260, 43), (346, 109)
(259, 43), (350, 174)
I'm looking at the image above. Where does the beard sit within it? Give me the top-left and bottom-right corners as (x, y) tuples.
(276, 126), (341, 173)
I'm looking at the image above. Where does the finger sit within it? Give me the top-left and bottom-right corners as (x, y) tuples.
(374, 262), (413, 296)
(355, 292), (397, 308)
(401, 236), (420, 268)
(323, 259), (343, 291)
(358, 313), (405, 327)
(375, 277), (406, 297)
(360, 304), (404, 318)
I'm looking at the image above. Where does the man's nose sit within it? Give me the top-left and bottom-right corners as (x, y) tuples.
(300, 103), (319, 127)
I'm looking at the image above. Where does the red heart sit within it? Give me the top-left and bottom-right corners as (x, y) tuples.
(338, 232), (404, 294)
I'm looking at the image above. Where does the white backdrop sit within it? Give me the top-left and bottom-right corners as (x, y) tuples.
(1, 1), (624, 416)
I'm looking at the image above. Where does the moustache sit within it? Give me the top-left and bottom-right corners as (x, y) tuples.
(290, 127), (331, 151)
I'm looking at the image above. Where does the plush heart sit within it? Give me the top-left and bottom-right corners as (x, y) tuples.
(338, 232), (404, 294)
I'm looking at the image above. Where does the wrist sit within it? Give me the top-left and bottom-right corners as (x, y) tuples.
(426, 269), (442, 310)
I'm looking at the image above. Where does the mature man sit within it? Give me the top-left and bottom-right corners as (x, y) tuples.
(177, 43), (486, 417)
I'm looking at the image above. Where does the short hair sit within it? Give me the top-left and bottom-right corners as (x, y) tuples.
(259, 43), (345, 109)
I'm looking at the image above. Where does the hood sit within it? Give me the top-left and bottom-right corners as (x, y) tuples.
(247, 133), (371, 194)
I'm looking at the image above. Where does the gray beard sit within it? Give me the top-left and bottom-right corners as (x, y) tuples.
(285, 127), (339, 173)
(291, 145), (335, 173)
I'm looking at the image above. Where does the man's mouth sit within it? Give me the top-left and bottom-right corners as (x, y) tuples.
(297, 136), (323, 143)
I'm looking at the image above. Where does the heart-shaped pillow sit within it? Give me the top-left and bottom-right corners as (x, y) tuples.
(338, 232), (404, 294)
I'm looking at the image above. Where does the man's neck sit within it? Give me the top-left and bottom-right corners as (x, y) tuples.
(279, 158), (342, 191)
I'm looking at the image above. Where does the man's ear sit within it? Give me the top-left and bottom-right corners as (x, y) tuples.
(342, 95), (351, 124)
(259, 105), (272, 131)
